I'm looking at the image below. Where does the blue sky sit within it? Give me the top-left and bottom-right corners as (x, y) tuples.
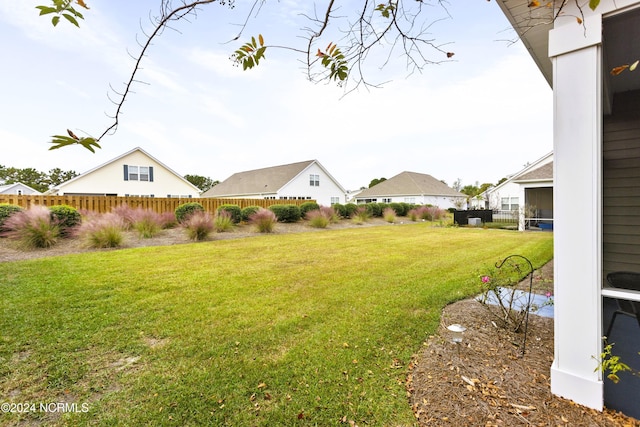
(0, 1), (552, 192)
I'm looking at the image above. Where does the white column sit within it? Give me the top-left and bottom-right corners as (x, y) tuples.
(549, 41), (603, 409)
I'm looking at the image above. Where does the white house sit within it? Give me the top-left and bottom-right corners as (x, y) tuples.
(0, 182), (42, 195)
(498, 0), (640, 418)
(353, 171), (466, 209)
(202, 160), (347, 206)
(480, 151), (553, 230)
(49, 147), (201, 198)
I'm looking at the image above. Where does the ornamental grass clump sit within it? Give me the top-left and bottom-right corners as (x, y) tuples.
(351, 206), (370, 224)
(383, 207), (397, 223)
(0, 204), (23, 232)
(320, 205), (340, 223)
(77, 213), (126, 248)
(214, 210), (234, 232)
(250, 208), (277, 233)
(407, 208), (419, 222)
(130, 208), (164, 238)
(182, 211), (214, 241)
(111, 204), (136, 229)
(417, 205), (447, 222)
(306, 209), (330, 228)
(2, 205), (60, 249)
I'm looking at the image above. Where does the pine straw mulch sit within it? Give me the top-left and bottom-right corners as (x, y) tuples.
(407, 263), (640, 427)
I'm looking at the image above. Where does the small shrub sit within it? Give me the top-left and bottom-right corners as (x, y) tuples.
(407, 208), (419, 222)
(241, 206), (260, 222)
(344, 203), (358, 218)
(217, 204), (241, 224)
(175, 202), (205, 224)
(77, 213), (125, 248)
(130, 208), (163, 238)
(2, 205), (60, 249)
(250, 208), (277, 233)
(365, 202), (382, 218)
(268, 204), (301, 223)
(182, 211), (214, 241)
(388, 202), (405, 216)
(214, 210), (235, 232)
(332, 203), (346, 218)
(383, 207), (396, 223)
(352, 206), (370, 224)
(306, 209), (330, 228)
(299, 201), (320, 217)
(0, 204), (23, 232)
(49, 205), (82, 236)
(417, 205), (447, 222)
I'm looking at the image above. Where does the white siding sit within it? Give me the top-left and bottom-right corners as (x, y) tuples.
(58, 150), (200, 198)
(278, 163), (345, 206)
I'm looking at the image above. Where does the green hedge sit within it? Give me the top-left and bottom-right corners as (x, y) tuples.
(217, 204), (242, 224)
(175, 202), (205, 224)
(49, 205), (82, 236)
(241, 206), (261, 222)
(268, 204), (301, 223)
(299, 202), (320, 217)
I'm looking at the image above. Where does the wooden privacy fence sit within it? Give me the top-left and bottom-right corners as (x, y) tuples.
(0, 195), (313, 214)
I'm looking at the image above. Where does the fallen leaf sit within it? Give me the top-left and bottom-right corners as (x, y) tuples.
(611, 65), (629, 76)
(528, 0), (540, 6)
(257, 382), (267, 389)
(630, 60), (639, 72)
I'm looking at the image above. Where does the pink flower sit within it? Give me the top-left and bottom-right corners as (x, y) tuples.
(545, 292), (552, 298)
(481, 276), (491, 283)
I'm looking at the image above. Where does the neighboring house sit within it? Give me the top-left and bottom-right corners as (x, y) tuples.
(353, 171), (466, 210)
(479, 151), (553, 230)
(498, 0), (640, 418)
(202, 160), (347, 206)
(49, 147), (201, 198)
(0, 182), (42, 195)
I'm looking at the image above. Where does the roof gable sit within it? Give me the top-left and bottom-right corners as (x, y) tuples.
(55, 147), (200, 192)
(203, 160), (345, 196)
(356, 171), (464, 198)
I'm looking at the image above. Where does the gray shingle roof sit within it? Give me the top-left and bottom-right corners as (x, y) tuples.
(202, 160), (316, 197)
(515, 161), (553, 182)
(355, 171), (464, 198)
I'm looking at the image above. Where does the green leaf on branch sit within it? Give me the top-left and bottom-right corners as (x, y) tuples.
(36, 6), (57, 15)
(316, 42), (348, 82)
(232, 34), (267, 71)
(49, 135), (101, 153)
(589, 0), (600, 11)
(62, 13), (80, 27)
(35, 1), (86, 27)
(375, 3), (396, 19)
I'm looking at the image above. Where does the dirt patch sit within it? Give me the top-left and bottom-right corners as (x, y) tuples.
(0, 218), (393, 263)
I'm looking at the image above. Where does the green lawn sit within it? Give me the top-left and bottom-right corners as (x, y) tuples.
(0, 223), (553, 426)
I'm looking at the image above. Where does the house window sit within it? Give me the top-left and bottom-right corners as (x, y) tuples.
(310, 174), (320, 187)
(510, 197), (519, 211)
(404, 197), (415, 203)
(139, 166), (149, 182)
(129, 166), (139, 181)
(501, 197), (519, 211)
(382, 198), (392, 203)
(331, 197), (340, 205)
(124, 165), (154, 182)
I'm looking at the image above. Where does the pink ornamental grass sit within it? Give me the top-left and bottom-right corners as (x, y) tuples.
(1, 205), (60, 249)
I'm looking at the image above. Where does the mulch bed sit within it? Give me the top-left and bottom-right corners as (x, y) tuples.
(408, 262), (640, 426)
